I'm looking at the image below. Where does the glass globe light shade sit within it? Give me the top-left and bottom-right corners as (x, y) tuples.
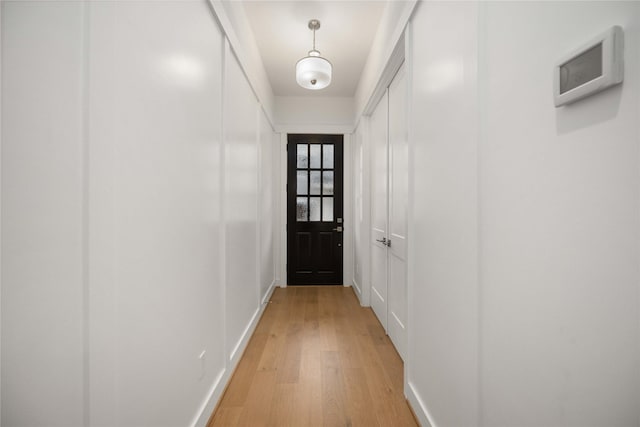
(296, 55), (332, 90)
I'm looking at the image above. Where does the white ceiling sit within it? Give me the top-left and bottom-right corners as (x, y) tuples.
(242, 1), (387, 97)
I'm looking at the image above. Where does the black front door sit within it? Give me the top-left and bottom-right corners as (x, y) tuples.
(287, 134), (343, 285)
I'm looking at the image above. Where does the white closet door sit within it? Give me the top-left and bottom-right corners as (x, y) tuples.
(387, 63), (408, 360)
(370, 91), (389, 330)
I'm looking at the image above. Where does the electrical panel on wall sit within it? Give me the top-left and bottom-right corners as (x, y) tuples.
(554, 25), (624, 107)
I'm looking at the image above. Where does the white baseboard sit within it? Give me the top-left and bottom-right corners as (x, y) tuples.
(351, 278), (364, 304)
(189, 367), (227, 427)
(229, 307), (260, 362)
(261, 279), (276, 305)
(406, 381), (437, 427)
(190, 284), (277, 427)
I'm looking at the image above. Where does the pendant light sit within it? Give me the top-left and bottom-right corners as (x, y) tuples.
(296, 19), (332, 90)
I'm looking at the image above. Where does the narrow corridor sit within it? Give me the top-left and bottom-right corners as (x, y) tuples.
(209, 286), (417, 426)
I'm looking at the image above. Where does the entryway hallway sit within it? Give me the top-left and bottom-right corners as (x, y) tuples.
(208, 286), (417, 426)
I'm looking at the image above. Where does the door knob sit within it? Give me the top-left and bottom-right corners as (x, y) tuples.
(333, 226), (343, 232)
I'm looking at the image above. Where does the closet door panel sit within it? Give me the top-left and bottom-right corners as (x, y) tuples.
(369, 91), (389, 330)
(388, 64), (408, 360)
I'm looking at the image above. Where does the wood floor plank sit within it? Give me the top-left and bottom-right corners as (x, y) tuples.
(321, 351), (350, 427)
(276, 321), (303, 384)
(221, 332), (270, 407)
(299, 377), (324, 425)
(208, 406), (242, 426)
(266, 383), (297, 426)
(335, 314), (361, 370)
(300, 340), (322, 384)
(208, 286), (418, 427)
(343, 367), (379, 427)
(257, 295), (289, 373)
(236, 370), (277, 427)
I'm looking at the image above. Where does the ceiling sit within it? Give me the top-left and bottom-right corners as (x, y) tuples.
(242, 1), (387, 98)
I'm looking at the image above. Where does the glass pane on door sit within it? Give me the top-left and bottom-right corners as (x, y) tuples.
(322, 171), (334, 195)
(310, 171), (321, 195)
(297, 144), (308, 168)
(309, 197), (321, 221)
(310, 144), (321, 168)
(297, 171), (308, 195)
(323, 144), (334, 169)
(296, 197), (308, 221)
(322, 197), (333, 222)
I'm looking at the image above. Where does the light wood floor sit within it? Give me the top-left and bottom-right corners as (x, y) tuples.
(208, 286), (418, 427)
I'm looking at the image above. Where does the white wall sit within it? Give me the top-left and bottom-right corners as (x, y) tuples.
(277, 133), (288, 286)
(480, 3), (639, 425)
(351, 120), (371, 305)
(352, 122), (363, 294)
(274, 96), (354, 133)
(224, 43), (260, 363)
(1, 1), (277, 425)
(86, 2), (227, 425)
(406, 3), (479, 426)
(1, 3), (85, 424)
(406, 2), (640, 427)
(259, 108), (277, 303)
(342, 133), (354, 290)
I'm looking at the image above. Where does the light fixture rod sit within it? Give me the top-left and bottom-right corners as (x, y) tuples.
(308, 19), (320, 52)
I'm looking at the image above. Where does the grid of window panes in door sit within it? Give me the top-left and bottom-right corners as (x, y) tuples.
(296, 143), (334, 222)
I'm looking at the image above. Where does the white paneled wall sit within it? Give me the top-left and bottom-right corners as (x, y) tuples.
(259, 108), (276, 303)
(351, 120), (370, 304)
(1, 3), (85, 425)
(224, 43), (260, 363)
(406, 2), (640, 427)
(87, 2), (227, 425)
(406, 2), (479, 426)
(1, 1), (277, 425)
(480, 3), (639, 425)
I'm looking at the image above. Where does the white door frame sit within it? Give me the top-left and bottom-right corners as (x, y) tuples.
(276, 129), (353, 288)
